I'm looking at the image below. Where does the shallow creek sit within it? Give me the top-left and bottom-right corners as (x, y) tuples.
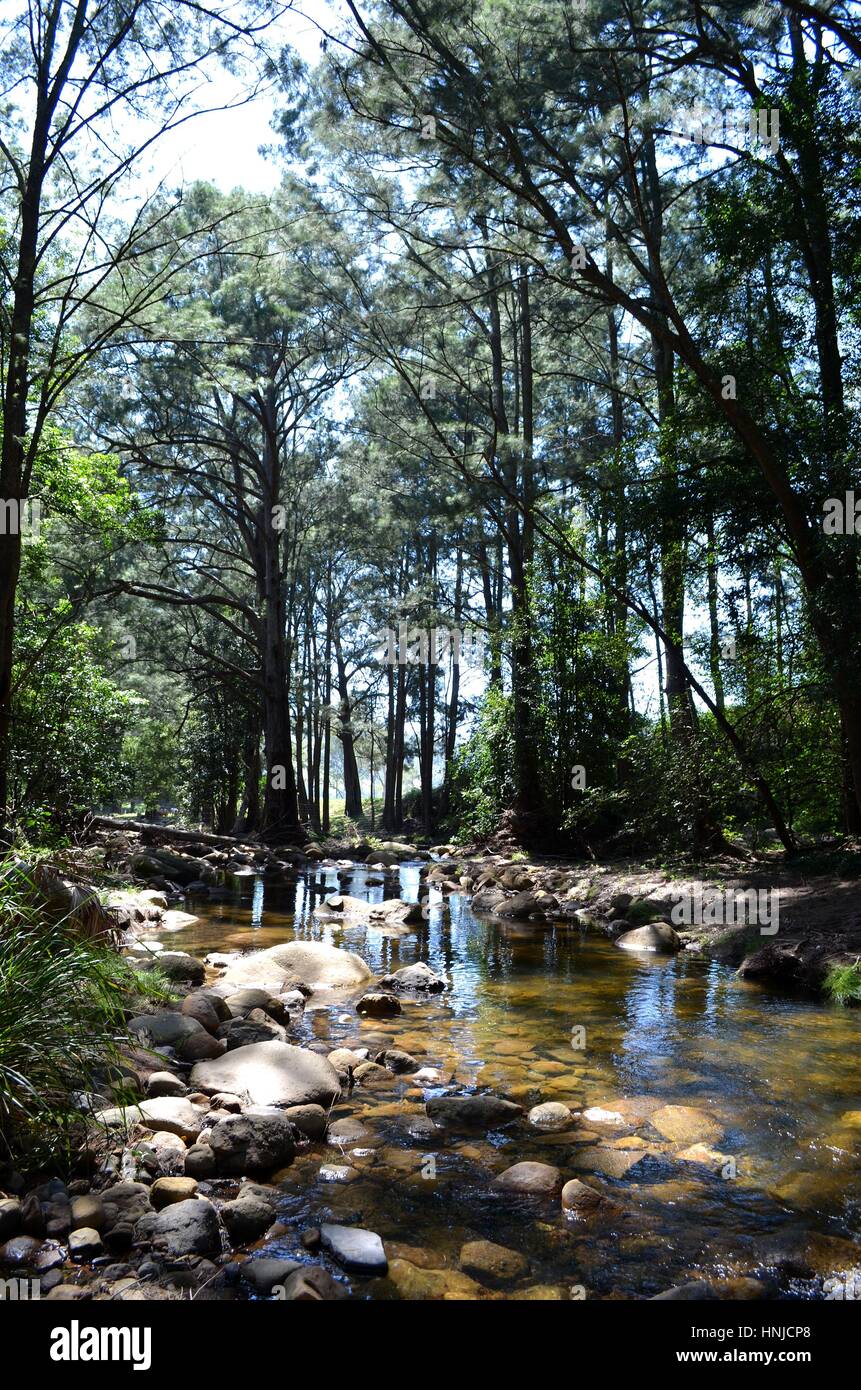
(167, 863), (861, 1299)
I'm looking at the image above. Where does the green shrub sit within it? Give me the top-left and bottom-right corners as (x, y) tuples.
(448, 687), (515, 841)
(824, 960), (861, 1007)
(0, 862), (146, 1168)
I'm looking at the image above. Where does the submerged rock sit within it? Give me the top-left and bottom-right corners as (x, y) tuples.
(572, 1146), (656, 1179)
(460, 1238), (529, 1285)
(676, 1142), (733, 1173)
(426, 1095), (522, 1131)
(356, 992), (402, 1017)
(652, 1281), (716, 1300)
(492, 1161), (562, 1196)
(649, 1104), (723, 1145)
(385, 1257), (500, 1301)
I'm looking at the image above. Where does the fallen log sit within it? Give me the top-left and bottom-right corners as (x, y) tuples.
(90, 816), (307, 853)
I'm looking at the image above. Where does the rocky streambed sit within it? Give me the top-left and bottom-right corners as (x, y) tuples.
(1, 841), (860, 1302)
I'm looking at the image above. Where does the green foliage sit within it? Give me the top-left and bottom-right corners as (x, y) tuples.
(529, 540), (635, 826)
(0, 862), (146, 1169)
(448, 687), (515, 840)
(123, 718), (179, 816)
(178, 682), (252, 834)
(10, 611), (135, 832)
(824, 961), (861, 1007)
(32, 427), (162, 543)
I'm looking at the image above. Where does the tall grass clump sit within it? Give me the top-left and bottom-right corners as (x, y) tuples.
(824, 959), (861, 1007)
(0, 859), (144, 1168)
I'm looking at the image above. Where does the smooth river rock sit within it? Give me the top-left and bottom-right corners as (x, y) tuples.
(385, 1258), (500, 1301)
(426, 1095), (522, 1131)
(356, 992), (402, 1017)
(527, 1102), (572, 1131)
(136, 1198), (221, 1257)
(137, 1097), (205, 1141)
(220, 940), (371, 993)
(615, 922), (681, 953)
(208, 1113), (296, 1175)
(319, 1223), (388, 1275)
(190, 1041), (341, 1109)
(492, 1161), (563, 1196)
(91, 1097), (204, 1141)
(378, 962), (447, 993)
(561, 1178), (609, 1214)
(241, 1257), (303, 1295)
(127, 1012), (204, 1047)
(649, 1104), (723, 1145)
(460, 1238), (529, 1285)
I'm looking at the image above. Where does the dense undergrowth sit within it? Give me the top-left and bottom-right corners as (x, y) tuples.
(0, 861), (172, 1171)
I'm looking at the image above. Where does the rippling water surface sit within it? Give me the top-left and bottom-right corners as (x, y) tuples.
(167, 863), (861, 1299)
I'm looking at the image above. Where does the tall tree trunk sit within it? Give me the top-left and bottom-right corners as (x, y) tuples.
(419, 652), (437, 832)
(441, 544), (463, 811)
(383, 660), (396, 829)
(322, 574), (333, 835)
(506, 267), (543, 829)
(333, 628), (363, 818)
(706, 512), (725, 713)
(258, 393), (300, 840)
(0, 161), (42, 822)
(393, 662), (407, 830)
(233, 712), (262, 834)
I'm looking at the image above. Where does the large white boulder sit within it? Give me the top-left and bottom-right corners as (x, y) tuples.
(220, 940), (371, 993)
(190, 1041), (341, 1108)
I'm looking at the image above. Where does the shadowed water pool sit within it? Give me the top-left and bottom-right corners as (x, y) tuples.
(165, 863), (861, 1299)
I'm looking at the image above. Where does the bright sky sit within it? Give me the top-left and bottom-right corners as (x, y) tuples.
(147, 2), (336, 193)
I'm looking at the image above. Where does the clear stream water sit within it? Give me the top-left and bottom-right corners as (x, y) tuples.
(166, 863), (861, 1299)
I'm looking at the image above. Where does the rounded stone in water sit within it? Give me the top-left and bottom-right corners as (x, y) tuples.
(528, 1102), (572, 1132)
